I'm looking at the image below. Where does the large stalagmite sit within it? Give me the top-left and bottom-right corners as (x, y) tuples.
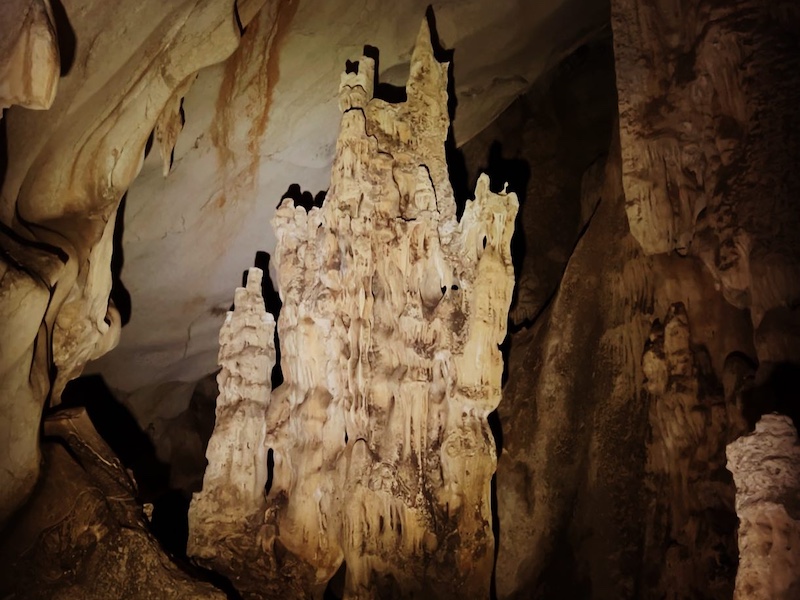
(188, 19), (517, 599)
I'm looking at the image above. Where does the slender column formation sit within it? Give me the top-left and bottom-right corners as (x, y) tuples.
(187, 268), (276, 566)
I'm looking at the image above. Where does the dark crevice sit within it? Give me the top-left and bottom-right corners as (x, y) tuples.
(110, 194), (132, 326)
(233, 0), (245, 35)
(144, 129), (155, 160)
(49, 0), (76, 76)
(363, 45), (407, 103)
(323, 561), (347, 599)
(244, 250), (283, 388)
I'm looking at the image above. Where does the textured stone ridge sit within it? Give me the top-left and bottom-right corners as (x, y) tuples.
(189, 19), (517, 599)
(188, 267), (275, 551)
(0, 0), (59, 113)
(727, 414), (800, 600)
(0, 0), (244, 526)
(641, 303), (746, 599)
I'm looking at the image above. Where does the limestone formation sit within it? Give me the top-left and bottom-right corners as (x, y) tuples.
(188, 20), (517, 599)
(0, 0), (245, 525)
(727, 414), (800, 600)
(0, 0), (59, 113)
(641, 303), (746, 598)
(611, 0), (800, 367)
(187, 267), (276, 564)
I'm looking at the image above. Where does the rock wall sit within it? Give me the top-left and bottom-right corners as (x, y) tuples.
(611, 0), (800, 383)
(188, 20), (518, 599)
(641, 303), (746, 598)
(0, 407), (224, 600)
(492, 0), (800, 597)
(0, 0), (251, 526)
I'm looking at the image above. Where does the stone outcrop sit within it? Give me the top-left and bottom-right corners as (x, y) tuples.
(494, 122), (756, 598)
(611, 0), (800, 382)
(0, 0), (247, 525)
(0, 407), (224, 600)
(188, 20), (517, 599)
(727, 414), (800, 600)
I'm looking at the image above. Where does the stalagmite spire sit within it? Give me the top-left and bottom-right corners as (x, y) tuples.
(189, 19), (517, 599)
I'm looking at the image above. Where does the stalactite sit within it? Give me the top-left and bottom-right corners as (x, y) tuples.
(188, 19), (517, 600)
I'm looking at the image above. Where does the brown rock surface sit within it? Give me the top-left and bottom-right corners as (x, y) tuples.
(0, 407), (225, 600)
(727, 414), (800, 600)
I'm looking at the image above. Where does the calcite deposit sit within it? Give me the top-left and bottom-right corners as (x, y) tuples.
(187, 267), (276, 573)
(0, 0), (59, 113)
(727, 414), (800, 600)
(188, 20), (517, 599)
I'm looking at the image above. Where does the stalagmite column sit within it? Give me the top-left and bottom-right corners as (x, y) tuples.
(187, 268), (275, 563)
(189, 19), (517, 600)
(267, 20), (517, 599)
(727, 415), (800, 600)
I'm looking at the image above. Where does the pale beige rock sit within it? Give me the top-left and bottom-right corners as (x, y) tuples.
(0, 0), (59, 113)
(727, 414), (800, 600)
(188, 268), (275, 546)
(188, 20), (517, 599)
(0, 0), (242, 525)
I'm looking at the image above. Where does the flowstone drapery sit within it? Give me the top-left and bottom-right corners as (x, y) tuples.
(188, 20), (518, 599)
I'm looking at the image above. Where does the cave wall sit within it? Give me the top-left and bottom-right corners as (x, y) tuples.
(484, 0), (800, 597)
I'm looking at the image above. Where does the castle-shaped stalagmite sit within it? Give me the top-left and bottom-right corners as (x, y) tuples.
(189, 19), (518, 600)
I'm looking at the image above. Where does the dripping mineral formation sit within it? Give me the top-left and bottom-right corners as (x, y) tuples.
(188, 20), (517, 600)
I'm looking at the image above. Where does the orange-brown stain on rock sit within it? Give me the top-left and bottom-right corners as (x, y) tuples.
(210, 0), (299, 198)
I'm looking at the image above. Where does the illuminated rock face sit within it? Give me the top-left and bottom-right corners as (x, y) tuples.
(727, 415), (800, 600)
(189, 20), (517, 599)
(188, 267), (275, 540)
(0, 0), (244, 527)
(0, 0), (59, 113)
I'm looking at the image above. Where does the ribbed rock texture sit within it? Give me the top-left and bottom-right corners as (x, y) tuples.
(187, 267), (276, 580)
(0, 0), (249, 525)
(611, 0), (800, 377)
(727, 414), (800, 600)
(641, 303), (746, 598)
(188, 21), (517, 599)
(0, 0), (59, 112)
